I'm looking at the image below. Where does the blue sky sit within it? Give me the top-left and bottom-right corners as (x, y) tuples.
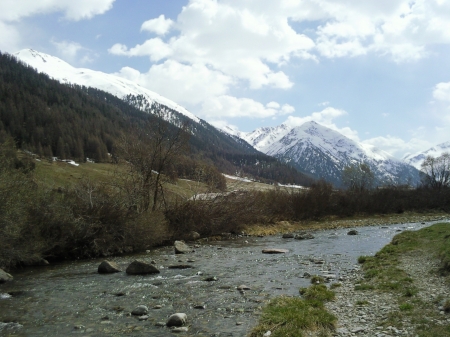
(1, 0), (450, 159)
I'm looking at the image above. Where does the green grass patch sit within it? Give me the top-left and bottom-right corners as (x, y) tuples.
(354, 283), (375, 291)
(250, 286), (336, 337)
(310, 275), (325, 284)
(403, 287), (418, 298)
(356, 300), (369, 306)
(360, 224), (450, 293)
(399, 303), (414, 311)
(330, 283), (341, 289)
(361, 223), (450, 336)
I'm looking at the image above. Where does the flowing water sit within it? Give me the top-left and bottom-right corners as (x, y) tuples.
(0, 220), (447, 336)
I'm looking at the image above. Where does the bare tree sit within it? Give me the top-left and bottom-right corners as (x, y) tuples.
(420, 152), (450, 191)
(115, 113), (190, 212)
(342, 162), (375, 191)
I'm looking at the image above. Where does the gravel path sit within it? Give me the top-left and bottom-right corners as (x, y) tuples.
(326, 253), (450, 337)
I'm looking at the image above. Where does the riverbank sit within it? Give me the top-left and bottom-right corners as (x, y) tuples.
(249, 221), (450, 337)
(244, 211), (449, 236)
(327, 222), (450, 337)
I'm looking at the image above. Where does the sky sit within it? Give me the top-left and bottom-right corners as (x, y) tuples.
(1, 0), (450, 159)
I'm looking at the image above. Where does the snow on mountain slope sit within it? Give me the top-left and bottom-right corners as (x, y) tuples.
(14, 49), (200, 123)
(239, 121), (420, 187)
(403, 141), (450, 170)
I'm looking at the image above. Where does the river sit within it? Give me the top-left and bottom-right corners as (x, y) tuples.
(0, 220), (446, 336)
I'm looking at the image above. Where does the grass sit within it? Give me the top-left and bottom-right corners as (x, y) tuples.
(357, 223), (450, 335)
(358, 224), (450, 292)
(355, 300), (369, 306)
(354, 283), (375, 291)
(249, 285), (336, 337)
(33, 159), (210, 200)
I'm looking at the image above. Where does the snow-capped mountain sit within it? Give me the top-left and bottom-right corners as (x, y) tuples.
(403, 141), (450, 170)
(238, 121), (420, 187)
(14, 49), (200, 124)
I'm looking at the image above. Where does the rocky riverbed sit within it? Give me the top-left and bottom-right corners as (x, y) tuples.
(0, 216), (449, 336)
(326, 245), (450, 337)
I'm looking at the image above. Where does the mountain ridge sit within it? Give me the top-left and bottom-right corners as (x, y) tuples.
(227, 121), (421, 187)
(403, 141), (450, 170)
(5, 49), (312, 186)
(14, 49), (200, 124)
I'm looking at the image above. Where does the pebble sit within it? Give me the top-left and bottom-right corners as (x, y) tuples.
(131, 305), (148, 316)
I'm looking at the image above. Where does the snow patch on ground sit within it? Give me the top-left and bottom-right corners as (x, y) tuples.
(223, 174), (253, 183)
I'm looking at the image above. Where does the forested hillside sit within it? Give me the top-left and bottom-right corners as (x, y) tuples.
(0, 52), (313, 186)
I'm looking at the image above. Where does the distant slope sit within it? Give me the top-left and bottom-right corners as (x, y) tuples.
(403, 141), (450, 170)
(1, 51), (312, 186)
(14, 49), (200, 124)
(236, 121), (420, 187)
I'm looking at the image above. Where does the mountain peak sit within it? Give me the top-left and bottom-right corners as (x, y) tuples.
(240, 121), (419, 186)
(14, 49), (200, 124)
(404, 140), (450, 169)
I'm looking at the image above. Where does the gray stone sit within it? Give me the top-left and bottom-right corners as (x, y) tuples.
(138, 315), (149, 321)
(131, 305), (149, 316)
(0, 269), (13, 283)
(166, 313), (187, 327)
(347, 230), (359, 235)
(282, 233), (294, 238)
(126, 260), (160, 275)
(351, 326), (366, 333)
(174, 241), (191, 254)
(155, 322), (166, 327)
(188, 231), (201, 241)
(168, 265), (194, 269)
(0, 322), (23, 331)
(294, 233), (315, 240)
(262, 248), (288, 254)
(171, 327), (189, 332)
(237, 285), (251, 291)
(98, 260), (121, 274)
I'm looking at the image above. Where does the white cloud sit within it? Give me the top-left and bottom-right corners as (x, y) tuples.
(433, 82), (450, 102)
(51, 40), (97, 65)
(141, 14), (174, 35)
(363, 135), (432, 158)
(0, 0), (115, 22)
(200, 96), (296, 119)
(283, 107), (360, 141)
(114, 60), (232, 106)
(0, 0), (115, 53)
(109, 0), (315, 90)
(0, 21), (21, 52)
(109, 38), (172, 61)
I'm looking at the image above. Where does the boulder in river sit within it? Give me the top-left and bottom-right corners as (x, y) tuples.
(98, 260), (121, 274)
(294, 233), (315, 240)
(0, 269), (13, 283)
(126, 260), (160, 275)
(131, 305), (148, 316)
(174, 241), (191, 254)
(166, 313), (187, 327)
(262, 248), (288, 254)
(282, 233), (294, 239)
(347, 230), (359, 235)
(237, 285), (251, 291)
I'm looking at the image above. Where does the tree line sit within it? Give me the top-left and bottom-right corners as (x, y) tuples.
(0, 51), (312, 186)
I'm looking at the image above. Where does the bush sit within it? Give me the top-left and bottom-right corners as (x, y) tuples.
(165, 191), (267, 238)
